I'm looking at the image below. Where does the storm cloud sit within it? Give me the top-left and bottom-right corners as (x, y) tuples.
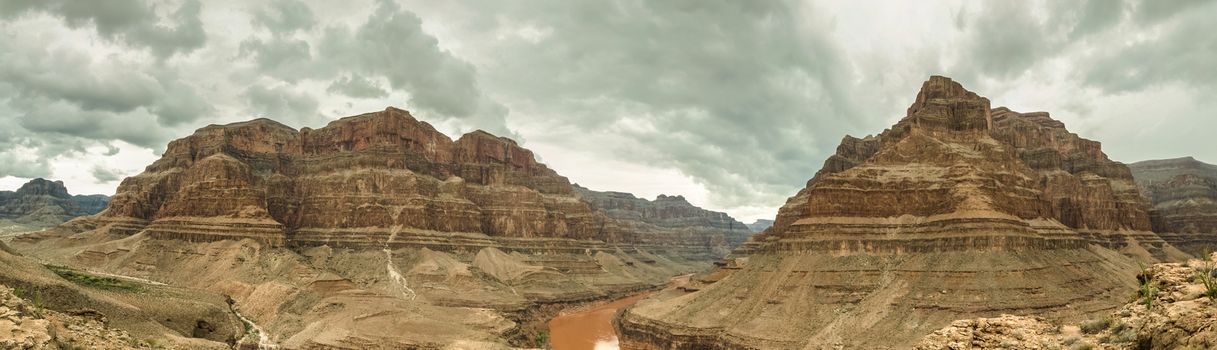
(0, 0), (1213, 220)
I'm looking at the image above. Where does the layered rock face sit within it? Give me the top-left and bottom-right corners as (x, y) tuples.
(85, 107), (734, 256)
(1130, 157), (1217, 254)
(617, 76), (1170, 349)
(0, 179), (109, 230)
(574, 185), (753, 253)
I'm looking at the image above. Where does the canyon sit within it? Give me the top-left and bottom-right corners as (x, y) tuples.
(0, 78), (1212, 350)
(614, 76), (1192, 349)
(7, 107), (753, 348)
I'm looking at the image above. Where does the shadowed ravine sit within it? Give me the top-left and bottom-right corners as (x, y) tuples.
(548, 274), (692, 350)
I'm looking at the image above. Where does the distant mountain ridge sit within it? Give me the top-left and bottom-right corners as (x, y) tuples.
(1130, 156), (1217, 253)
(746, 219), (773, 232)
(0, 178), (109, 231)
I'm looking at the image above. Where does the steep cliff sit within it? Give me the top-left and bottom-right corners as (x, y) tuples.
(1130, 157), (1217, 254)
(616, 76), (1180, 349)
(0, 179), (109, 233)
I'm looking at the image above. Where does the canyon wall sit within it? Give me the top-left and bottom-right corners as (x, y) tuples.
(1130, 157), (1217, 254)
(82, 107), (740, 257)
(616, 76), (1181, 349)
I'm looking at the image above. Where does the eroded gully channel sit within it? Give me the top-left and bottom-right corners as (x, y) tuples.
(547, 274), (691, 350)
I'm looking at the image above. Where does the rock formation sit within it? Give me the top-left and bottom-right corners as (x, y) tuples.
(616, 76), (1183, 349)
(74, 107), (736, 256)
(13, 107), (751, 348)
(746, 219), (773, 232)
(0, 179), (109, 234)
(1130, 157), (1217, 254)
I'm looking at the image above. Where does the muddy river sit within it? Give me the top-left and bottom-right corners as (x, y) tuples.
(548, 275), (691, 350)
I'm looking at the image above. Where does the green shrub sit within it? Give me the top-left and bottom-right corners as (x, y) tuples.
(1196, 252), (1217, 300)
(534, 331), (550, 347)
(46, 265), (141, 292)
(1136, 261), (1158, 310)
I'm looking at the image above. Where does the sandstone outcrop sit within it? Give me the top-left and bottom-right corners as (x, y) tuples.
(0, 179), (109, 234)
(1130, 157), (1217, 254)
(616, 76), (1182, 349)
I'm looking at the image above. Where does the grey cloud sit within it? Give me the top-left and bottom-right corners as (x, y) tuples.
(244, 84), (324, 127)
(1134, 0), (1211, 23)
(1082, 0), (1217, 93)
(955, 2), (1058, 80)
(0, 0), (207, 59)
(327, 75), (389, 99)
(239, 37), (314, 81)
(400, 0), (864, 208)
(252, 0), (316, 33)
(0, 31), (211, 143)
(15, 100), (176, 149)
(90, 165), (123, 183)
(239, 0), (513, 137)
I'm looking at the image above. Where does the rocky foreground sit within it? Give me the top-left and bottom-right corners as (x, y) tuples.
(615, 76), (1191, 349)
(915, 254), (1217, 350)
(12, 107), (752, 348)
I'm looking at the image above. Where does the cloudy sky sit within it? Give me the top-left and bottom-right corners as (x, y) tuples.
(0, 0), (1214, 222)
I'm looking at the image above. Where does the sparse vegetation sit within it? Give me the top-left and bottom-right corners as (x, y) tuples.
(1195, 250), (1217, 300)
(1136, 261), (1158, 310)
(1100, 321), (1137, 343)
(12, 286), (45, 318)
(47, 265), (141, 292)
(534, 331), (550, 347)
(1080, 318), (1111, 334)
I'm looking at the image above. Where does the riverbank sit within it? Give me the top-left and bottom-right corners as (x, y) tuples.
(548, 274), (692, 350)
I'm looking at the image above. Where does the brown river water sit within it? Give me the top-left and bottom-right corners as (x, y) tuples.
(548, 274), (692, 350)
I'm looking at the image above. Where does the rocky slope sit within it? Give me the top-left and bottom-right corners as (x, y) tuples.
(0, 179), (109, 235)
(13, 107), (749, 348)
(1130, 157), (1217, 254)
(0, 241), (240, 349)
(915, 254), (1217, 350)
(616, 76), (1186, 349)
